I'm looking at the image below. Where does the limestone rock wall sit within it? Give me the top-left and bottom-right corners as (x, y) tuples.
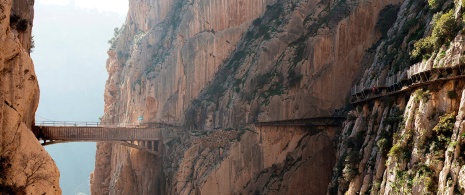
(328, 0), (465, 194)
(167, 126), (337, 195)
(0, 0), (60, 194)
(329, 80), (465, 194)
(92, 0), (407, 194)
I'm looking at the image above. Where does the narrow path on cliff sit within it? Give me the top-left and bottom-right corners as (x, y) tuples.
(351, 62), (465, 105)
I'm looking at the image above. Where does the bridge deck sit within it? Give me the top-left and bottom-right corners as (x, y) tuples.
(32, 126), (162, 141)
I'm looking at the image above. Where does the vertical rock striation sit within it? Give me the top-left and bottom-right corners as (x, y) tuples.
(91, 0), (413, 194)
(329, 0), (465, 194)
(0, 0), (60, 194)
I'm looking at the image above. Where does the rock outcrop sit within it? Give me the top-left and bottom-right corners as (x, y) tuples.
(92, 0), (407, 194)
(328, 0), (465, 194)
(0, 0), (61, 194)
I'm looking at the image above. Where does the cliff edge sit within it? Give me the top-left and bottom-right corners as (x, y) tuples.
(0, 0), (61, 194)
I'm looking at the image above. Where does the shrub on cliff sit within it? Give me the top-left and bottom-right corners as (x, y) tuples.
(428, 0), (444, 10)
(108, 27), (120, 47)
(411, 36), (436, 60)
(9, 14), (20, 26)
(16, 19), (29, 31)
(9, 14), (28, 32)
(411, 9), (460, 61)
(252, 18), (262, 26)
(432, 10), (459, 43)
(287, 69), (303, 88)
(432, 112), (455, 134)
(0, 156), (15, 194)
(388, 144), (404, 159)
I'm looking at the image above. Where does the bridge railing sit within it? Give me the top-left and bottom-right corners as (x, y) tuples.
(35, 121), (103, 127)
(34, 121), (141, 127)
(34, 121), (174, 128)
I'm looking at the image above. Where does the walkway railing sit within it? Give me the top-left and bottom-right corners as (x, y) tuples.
(351, 78), (381, 96)
(351, 55), (465, 104)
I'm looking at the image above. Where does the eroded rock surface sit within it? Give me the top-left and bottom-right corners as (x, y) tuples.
(92, 0), (405, 194)
(0, 0), (61, 194)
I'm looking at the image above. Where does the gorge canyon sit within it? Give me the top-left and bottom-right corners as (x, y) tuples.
(5, 0), (465, 194)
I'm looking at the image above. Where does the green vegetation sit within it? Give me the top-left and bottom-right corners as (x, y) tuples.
(252, 18), (262, 26)
(447, 90), (458, 99)
(388, 142), (410, 160)
(432, 10), (458, 43)
(411, 9), (460, 61)
(205, 82), (227, 101)
(414, 165), (435, 192)
(170, 1), (186, 29)
(292, 40), (307, 67)
(340, 130), (366, 184)
(108, 27), (121, 47)
(10, 13), (29, 32)
(380, 96), (396, 107)
(254, 72), (274, 89)
(376, 5), (400, 37)
(390, 164), (436, 194)
(342, 151), (360, 182)
(384, 107), (403, 126)
(433, 112), (455, 134)
(411, 37), (436, 60)
(244, 3), (284, 42)
(414, 89), (431, 103)
(9, 13), (20, 25)
(347, 112), (357, 121)
(428, 0), (444, 10)
(16, 19), (29, 31)
(387, 117), (413, 163)
(377, 128), (393, 155)
(422, 113), (456, 162)
(391, 170), (413, 194)
(379, 11), (423, 71)
(247, 71), (286, 105)
(0, 156), (14, 193)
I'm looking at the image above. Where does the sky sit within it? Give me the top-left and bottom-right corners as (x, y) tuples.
(32, 0), (128, 194)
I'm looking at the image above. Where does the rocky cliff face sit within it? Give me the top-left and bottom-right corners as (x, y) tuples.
(0, 0), (61, 194)
(328, 0), (465, 194)
(87, 0), (454, 194)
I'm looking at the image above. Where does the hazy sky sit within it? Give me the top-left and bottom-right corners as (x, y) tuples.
(37, 0), (128, 15)
(32, 1), (128, 194)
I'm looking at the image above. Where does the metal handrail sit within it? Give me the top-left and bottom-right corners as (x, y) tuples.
(34, 121), (140, 127)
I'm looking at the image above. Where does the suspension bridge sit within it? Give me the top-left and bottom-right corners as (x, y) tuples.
(32, 121), (168, 155)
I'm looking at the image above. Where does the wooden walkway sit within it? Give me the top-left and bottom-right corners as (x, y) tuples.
(255, 117), (345, 127)
(32, 122), (163, 155)
(351, 60), (465, 105)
